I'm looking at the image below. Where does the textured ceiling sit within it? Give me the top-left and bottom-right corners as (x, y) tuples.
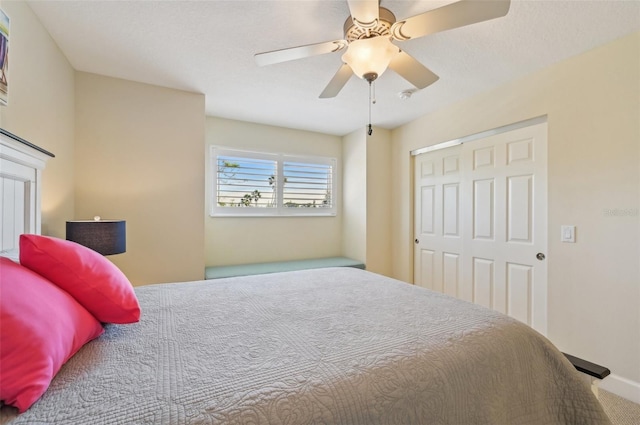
(27, 0), (640, 136)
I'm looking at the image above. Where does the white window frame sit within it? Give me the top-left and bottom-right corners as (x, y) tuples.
(210, 146), (338, 217)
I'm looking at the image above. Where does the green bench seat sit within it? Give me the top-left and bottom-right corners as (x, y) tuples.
(205, 257), (365, 279)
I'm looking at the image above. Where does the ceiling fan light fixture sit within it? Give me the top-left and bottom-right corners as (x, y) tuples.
(341, 36), (399, 80)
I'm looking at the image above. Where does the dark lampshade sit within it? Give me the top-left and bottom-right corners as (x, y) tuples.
(66, 219), (126, 256)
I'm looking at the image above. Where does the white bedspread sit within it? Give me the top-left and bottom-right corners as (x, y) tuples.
(2, 268), (610, 424)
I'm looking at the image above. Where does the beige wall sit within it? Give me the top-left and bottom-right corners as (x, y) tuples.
(342, 127), (392, 275)
(366, 128), (392, 276)
(0, 0), (75, 238)
(75, 72), (205, 286)
(342, 128), (367, 263)
(391, 32), (640, 398)
(205, 117), (342, 266)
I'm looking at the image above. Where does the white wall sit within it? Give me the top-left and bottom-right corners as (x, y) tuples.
(0, 0), (75, 239)
(75, 72), (206, 286)
(205, 117), (343, 266)
(390, 32), (640, 401)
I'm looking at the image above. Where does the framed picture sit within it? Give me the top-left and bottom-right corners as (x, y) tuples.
(0, 8), (9, 105)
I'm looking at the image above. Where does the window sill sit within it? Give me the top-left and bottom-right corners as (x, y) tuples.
(210, 212), (337, 218)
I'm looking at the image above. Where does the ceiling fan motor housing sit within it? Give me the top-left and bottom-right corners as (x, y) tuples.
(343, 7), (396, 42)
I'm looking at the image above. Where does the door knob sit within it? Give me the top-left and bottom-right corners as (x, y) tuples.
(415, 238), (419, 244)
(536, 253), (545, 261)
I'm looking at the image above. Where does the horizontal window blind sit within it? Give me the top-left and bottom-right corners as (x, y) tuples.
(216, 156), (277, 208)
(283, 161), (333, 209)
(210, 147), (337, 217)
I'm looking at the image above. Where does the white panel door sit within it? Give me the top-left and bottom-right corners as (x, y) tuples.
(414, 145), (463, 297)
(414, 122), (548, 335)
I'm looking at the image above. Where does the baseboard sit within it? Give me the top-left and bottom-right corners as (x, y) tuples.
(599, 374), (640, 404)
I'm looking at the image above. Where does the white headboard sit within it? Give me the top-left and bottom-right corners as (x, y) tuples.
(0, 129), (54, 260)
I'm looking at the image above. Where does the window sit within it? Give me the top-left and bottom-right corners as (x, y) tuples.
(210, 147), (337, 216)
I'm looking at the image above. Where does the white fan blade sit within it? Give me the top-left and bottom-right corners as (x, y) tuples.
(319, 64), (353, 98)
(388, 51), (439, 89)
(391, 0), (510, 41)
(347, 0), (379, 28)
(255, 40), (348, 67)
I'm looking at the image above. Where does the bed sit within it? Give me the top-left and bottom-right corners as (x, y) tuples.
(0, 130), (611, 424)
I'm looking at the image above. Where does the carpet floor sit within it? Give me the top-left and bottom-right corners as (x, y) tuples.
(600, 389), (640, 425)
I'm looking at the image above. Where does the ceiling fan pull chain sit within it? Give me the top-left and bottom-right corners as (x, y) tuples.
(372, 80), (376, 105)
(368, 80), (373, 136)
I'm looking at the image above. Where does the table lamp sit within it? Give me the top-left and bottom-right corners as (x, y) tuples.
(66, 216), (126, 256)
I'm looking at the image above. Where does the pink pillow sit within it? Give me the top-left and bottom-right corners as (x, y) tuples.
(19, 234), (141, 324)
(0, 257), (104, 412)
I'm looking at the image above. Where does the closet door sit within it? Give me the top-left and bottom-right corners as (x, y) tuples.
(414, 145), (463, 297)
(414, 122), (548, 335)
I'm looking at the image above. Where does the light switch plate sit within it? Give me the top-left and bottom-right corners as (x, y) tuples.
(561, 225), (576, 243)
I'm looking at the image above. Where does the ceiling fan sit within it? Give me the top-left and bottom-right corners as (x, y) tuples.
(255, 0), (511, 98)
